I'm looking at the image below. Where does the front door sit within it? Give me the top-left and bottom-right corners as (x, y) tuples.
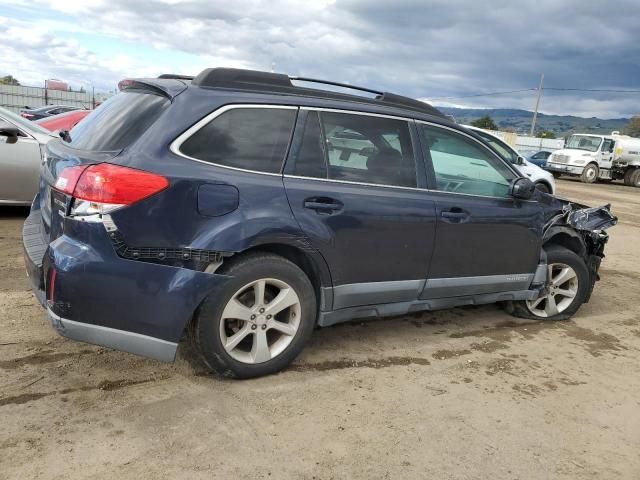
(599, 138), (615, 175)
(416, 123), (544, 299)
(0, 123), (41, 203)
(283, 109), (437, 309)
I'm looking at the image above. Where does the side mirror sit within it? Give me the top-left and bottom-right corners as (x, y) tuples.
(516, 156), (525, 166)
(0, 121), (20, 145)
(510, 177), (536, 200)
(609, 142), (615, 153)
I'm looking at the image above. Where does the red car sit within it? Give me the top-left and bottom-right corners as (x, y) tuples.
(35, 109), (91, 132)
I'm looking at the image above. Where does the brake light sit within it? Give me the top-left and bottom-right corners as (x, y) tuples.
(21, 113), (34, 119)
(54, 163), (169, 216)
(54, 165), (89, 195)
(73, 163), (169, 204)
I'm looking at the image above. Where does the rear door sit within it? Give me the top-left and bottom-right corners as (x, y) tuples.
(416, 123), (543, 299)
(283, 109), (437, 310)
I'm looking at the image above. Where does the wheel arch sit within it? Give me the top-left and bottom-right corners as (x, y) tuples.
(218, 242), (333, 312)
(534, 180), (553, 193)
(543, 227), (586, 257)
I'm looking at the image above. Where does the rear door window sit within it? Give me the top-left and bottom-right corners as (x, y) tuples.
(179, 107), (297, 173)
(67, 91), (169, 151)
(292, 110), (417, 188)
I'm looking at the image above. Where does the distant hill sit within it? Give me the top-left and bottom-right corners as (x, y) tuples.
(437, 107), (630, 137)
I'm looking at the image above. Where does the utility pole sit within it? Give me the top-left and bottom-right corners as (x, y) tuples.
(530, 73), (544, 136)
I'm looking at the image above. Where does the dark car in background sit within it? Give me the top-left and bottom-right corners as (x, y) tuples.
(20, 105), (82, 121)
(22, 68), (616, 379)
(527, 150), (553, 167)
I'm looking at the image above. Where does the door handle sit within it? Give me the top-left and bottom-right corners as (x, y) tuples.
(303, 198), (343, 214)
(441, 209), (469, 222)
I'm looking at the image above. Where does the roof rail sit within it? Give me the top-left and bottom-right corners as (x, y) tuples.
(157, 74), (194, 80)
(290, 76), (383, 96)
(191, 68), (445, 118)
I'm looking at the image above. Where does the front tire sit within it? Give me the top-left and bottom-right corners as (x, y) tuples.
(580, 163), (599, 184)
(192, 253), (316, 378)
(630, 169), (640, 188)
(507, 245), (590, 321)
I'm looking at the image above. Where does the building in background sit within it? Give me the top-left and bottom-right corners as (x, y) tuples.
(44, 79), (69, 91)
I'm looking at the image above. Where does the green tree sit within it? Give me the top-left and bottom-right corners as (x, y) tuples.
(0, 75), (20, 86)
(470, 115), (498, 130)
(622, 116), (640, 137)
(536, 130), (556, 139)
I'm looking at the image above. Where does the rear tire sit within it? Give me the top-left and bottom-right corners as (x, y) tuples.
(506, 245), (590, 321)
(623, 168), (636, 186)
(192, 252), (316, 379)
(580, 163), (599, 184)
(630, 169), (640, 188)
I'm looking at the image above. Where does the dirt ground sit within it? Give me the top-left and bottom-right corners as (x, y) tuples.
(1, 179), (639, 480)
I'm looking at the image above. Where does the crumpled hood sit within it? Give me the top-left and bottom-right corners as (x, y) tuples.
(533, 190), (617, 233)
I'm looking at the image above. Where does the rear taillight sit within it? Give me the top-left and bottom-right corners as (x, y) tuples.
(54, 165), (89, 195)
(54, 163), (169, 216)
(49, 268), (57, 304)
(21, 113), (34, 119)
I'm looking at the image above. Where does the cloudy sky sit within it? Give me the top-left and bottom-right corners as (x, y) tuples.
(2, 0), (639, 118)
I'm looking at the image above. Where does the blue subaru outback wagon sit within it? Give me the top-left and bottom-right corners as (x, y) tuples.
(20, 68), (616, 378)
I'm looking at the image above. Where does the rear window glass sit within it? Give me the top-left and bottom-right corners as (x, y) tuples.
(179, 107), (296, 173)
(66, 91), (169, 151)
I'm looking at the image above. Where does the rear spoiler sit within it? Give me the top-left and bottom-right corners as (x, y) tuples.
(118, 78), (188, 99)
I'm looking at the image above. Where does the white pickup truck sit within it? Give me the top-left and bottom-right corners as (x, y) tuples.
(545, 132), (640, 187)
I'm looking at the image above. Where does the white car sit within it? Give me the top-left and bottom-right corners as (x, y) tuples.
(464, 125), (556, 194)
(0, 106), (56, 205)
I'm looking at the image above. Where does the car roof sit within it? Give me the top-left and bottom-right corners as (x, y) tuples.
(28, 105), (71, 112)
(124, 68), (451, 125)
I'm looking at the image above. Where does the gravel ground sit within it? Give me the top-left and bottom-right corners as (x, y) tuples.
(1, 179), (639, 480)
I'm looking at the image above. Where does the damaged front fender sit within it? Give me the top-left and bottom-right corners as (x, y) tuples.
(537, 192), (617, 301)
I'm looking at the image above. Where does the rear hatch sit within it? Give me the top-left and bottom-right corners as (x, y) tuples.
(39, 85), (172, 244)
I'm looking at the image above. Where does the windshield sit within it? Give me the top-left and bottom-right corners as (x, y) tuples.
(472, 130), (518, 164)
(566, 135), (602, 152)
(0, 106), (53, 136)
(66, 90), (169, 151)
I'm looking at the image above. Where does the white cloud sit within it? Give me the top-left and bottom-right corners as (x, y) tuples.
(1, 0), (639, 118)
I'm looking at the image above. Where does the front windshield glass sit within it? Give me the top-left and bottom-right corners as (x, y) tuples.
(0, 106), (52, 136)
(566, 135), (602, 152)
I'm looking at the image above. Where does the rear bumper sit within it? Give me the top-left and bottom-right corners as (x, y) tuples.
(47, 307), (178, 362)
(23, 208), (47, 307)
(23, 208), (230, 362)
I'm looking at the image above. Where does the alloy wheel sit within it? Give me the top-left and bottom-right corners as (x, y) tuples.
(219, 278), (301, 364)
(526, 263), (579, 318)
